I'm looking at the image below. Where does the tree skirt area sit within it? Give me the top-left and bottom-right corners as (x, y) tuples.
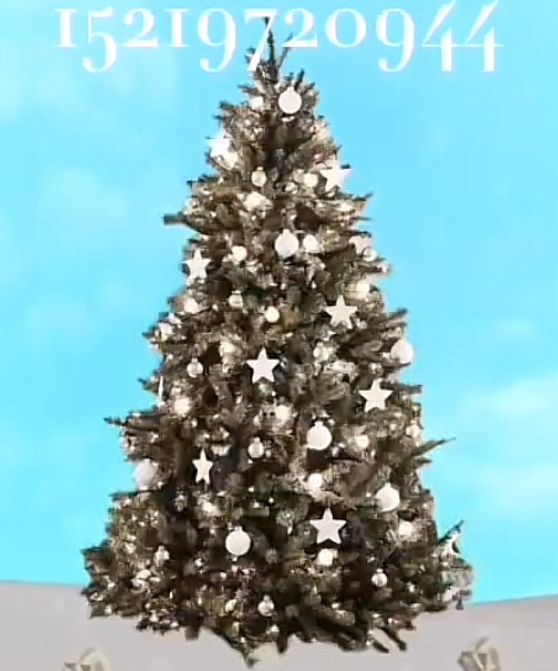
(0, 583), (555, 671)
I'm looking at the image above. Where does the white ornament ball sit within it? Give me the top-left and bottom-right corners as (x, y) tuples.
(181, 297), (199, 314)
(172, 396), (192, 416)
(134, 459), (158, 490)
(372, 570), (388, 587)
(154, 545), (170, 567)
(375, 483), (400, 512)
(355, 434), (370, 449)
(244, 191), (269, 211)
(397, 520), (414, 540)
(303, 173), (319, 188)
(391, 338), (414, 364)
(248, 438), (265, 459)
(307, 421), (333, 451)
(251, 167), (267, 188)
(274, 229), (299, 258)
(186, 358), (203, 378)
(302, 234), (320, 254)
(250, 95), (264, 110)
(313, 342), (334, 363)
(316, 548), (337, 567)
(225, 528), (252, 556)
(278, 86), (302, 115)
(406, 423), (423, 443)
(274, 404), (291, 423)
(307, 472), (323, 493)
(264, 306), (280, 323)
(257, 595), (275, 617)
(228, 291), (244, 309)
(231, 245), (248, 263)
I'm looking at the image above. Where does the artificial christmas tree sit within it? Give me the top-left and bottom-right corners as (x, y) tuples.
(82, 35), (473, 665)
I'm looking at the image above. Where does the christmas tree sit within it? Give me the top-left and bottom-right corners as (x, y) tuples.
(82, 36), (473, 664)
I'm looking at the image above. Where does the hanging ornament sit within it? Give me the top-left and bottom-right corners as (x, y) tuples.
(208, 131), (237, 168)
(375, 483), (400, 512)
(231, 245), (248, 263)
(325, 296), (357, 327)
(264, 306), (280, 323)
(372, 569), (388, 587)
(306, 472), (324, 494)
(406, 422), (423, 444)
(257, 595), (275, 617)
(359, 380), (392, 411)
(186, 250), (209, 281)
(225, 527), (251, 556)
(187, 358), (203, 378)
(302, 234), (320, 253)
(250, 95), (264, 110)
(134, 459), (158, 490)
(242, 191), (271, 211)
(306, 421), (332, 451)
(303, 173), (319, 189)
(278, 86), (302, 114)
(355, 433), (370, 449)
(251, 167), (267, 188)
(320, 159), (352, 192)
(247, 348), (279, 383)
(397, 520), (414, 541)
(350, 235), (373, 256)
(228, 290), (244, 309)
(154, 545), (170, 567)
(313, 342), (334, 363)
(316, 548), (337, 567)
(248, 437), (265, 459)
(193, 449), (213, 484)
(181, 296), (200, 314)
(274, 404), (291, 424)
(274, 229), (299, 259)
(310, 508), (346, 544)
(391, 338), (415, 364)
(159, 322), (173, 340)
(347, 279), (370, 301)
(172, 396), (192, 416)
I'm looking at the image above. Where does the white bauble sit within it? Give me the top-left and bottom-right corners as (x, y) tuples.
(302, 234), (320, 253)
(225, 528), (252, 556)
(307, 421), (333, 451)
(250, 95), (264, 110)
(228, 291), (244, 308)
(406, 422), (423, 443)
(154, 545), (170, 567)
(231, 245), (248, 263)
(391, 338), (414, 364)
(181, 297), (199, 314)
(172, 396), (192, 416)
(264, 306), (280, 323)
(278, 86), (302, 114)
(274, 404), (291, 423)
(134, 459), (158, 490)
(186, 358), (203, 378)
(313, 342), (334, 363)
(244, 191), (270, 211)
(303, 173), (319, 189)
(372, 570), (388, 587)
(316, 548), (337, 567)
(251, 168), (267, 188)
(248, 438), (265, 459)
(257, 595), (275, 617)
(306, 472), (323, 494)
(397, 520), (414, 540)
(355, 434), (370, 449)
(375, 483), (400, 512)
(274, 230), (299, 258)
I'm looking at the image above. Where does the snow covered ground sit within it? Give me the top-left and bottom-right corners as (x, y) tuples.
(1, 583), (556, 670)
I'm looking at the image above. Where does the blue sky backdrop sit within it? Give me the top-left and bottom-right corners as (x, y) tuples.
(1, 0), (557, 603)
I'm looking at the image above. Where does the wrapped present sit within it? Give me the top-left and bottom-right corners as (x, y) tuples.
(458, 638), (501, 671)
